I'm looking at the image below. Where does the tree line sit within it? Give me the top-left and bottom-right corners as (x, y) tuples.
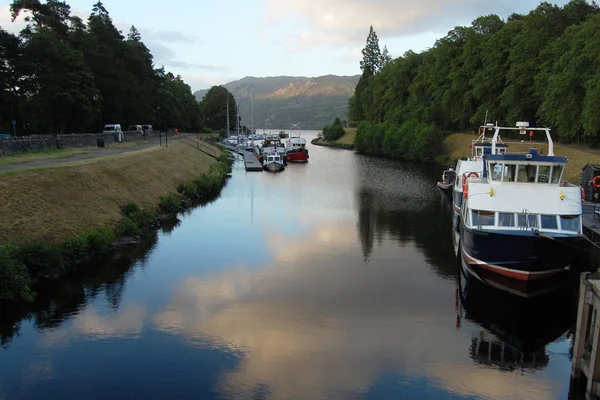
(0, 0), (219, 135)
(348, 1), (600, 161)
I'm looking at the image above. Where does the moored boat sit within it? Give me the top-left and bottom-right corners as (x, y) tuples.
(262, 152), (285, 173)
(436, 168), (456, 197)
(459, 122), (584, 282)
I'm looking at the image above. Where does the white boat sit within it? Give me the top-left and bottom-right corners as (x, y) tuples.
(458, 122), (584, 282)
(451, 123), (508, 216)
(262, 151), (285, 173)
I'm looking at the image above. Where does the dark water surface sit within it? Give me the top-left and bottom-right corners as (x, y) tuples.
(0, 132), (579, 399)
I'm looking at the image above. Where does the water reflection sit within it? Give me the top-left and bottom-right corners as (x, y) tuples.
(0, 231), (159, 348)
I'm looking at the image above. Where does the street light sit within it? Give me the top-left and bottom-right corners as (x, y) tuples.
(92, 93), (102, 133)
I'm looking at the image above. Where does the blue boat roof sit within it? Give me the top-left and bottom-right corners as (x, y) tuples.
(486, 153), (568, 163)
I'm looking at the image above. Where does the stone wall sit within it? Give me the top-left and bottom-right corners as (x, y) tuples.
(0, 131), (168, 156)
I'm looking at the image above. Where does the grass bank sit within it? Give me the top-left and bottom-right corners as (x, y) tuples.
(445, 133), (600, 183)
(311, 128), (356, 149)
(0, 141), (231, 302)
(0, 148), (91, 166)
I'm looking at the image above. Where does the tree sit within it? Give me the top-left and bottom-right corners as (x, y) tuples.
(360, 25), (382, 74)
(127, 25), (141, 42)
(199, 86), (236, 131)
(380, 46), (392, 68)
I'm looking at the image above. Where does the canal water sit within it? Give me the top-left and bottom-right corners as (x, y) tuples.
(0, 132), (580, 399)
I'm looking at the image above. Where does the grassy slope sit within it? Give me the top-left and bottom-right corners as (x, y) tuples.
(312, 127), (357, 147)
(0, 148), (91, 166)
(0, 141), (221, 244)
(445, 133), (600, 183)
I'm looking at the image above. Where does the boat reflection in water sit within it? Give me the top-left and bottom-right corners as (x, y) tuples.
(456, 254), (575, 358)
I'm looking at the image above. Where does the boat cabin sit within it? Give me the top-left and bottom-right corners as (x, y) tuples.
(266, 154), (282, 164)
(483, 149), (567, 185)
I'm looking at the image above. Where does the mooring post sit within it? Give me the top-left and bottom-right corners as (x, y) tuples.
(573, 272), (592, 379)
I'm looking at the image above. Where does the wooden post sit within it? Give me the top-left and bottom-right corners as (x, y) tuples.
(573, 272), (592, 379)
(589, 304), (600, 398)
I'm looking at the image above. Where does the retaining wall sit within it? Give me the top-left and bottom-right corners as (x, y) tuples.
(0, 131), (168, 156)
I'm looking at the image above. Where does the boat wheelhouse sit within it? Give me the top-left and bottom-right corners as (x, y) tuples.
(459, 122), (583, 282)
(262, 151), (285, 173)
(451, 124), (508, 216)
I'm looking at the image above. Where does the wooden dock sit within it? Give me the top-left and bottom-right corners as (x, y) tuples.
(222, 144), (263, 172)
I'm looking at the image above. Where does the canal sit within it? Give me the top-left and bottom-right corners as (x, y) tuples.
(0, 132), (580, 399)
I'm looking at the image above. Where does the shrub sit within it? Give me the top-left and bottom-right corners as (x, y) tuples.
(117, 217), (140, 237)
(177, 182), (197, 198)
(158, 193), (181, 214)
(0, 245), (33, 302)
(322, 117), (345, 141)
(83, 228), (116, 255)
(15, 241), (62, 280)
(201, 127), (212, 134)
(61, 234), (89, 264)
(121, 202), (140, 217)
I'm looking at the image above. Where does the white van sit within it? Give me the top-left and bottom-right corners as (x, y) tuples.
(128, 125), (143, 133)
(103, 124), (122, 133)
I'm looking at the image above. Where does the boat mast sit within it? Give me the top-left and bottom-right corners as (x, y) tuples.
(250, 84), (254, 135)
(226, 99), (230, 137)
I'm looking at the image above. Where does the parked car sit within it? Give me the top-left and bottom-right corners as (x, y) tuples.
(128, 125), (143, 133)
(141, 124), (153, 135)
(103, 124), (123, 142)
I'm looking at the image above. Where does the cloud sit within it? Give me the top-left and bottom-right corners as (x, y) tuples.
(139, 29), (200, 44)
(264, 0), (552, 47)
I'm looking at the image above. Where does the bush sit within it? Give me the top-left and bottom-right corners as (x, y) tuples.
(117, 217), (140, 237)
(83, 228), (116, 255)
(322, 117), (345, 141)
(177, 182), (197, 198)
(158, 193), (181, 214)
(15, 241), (63, 280)
(61, 234), (89, 264)
(121, 201), (140, 217)
(0, 245), (33, 302)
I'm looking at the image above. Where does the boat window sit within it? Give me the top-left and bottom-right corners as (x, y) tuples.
(503, 165), (516, 182)
(560, 215), (580, 232)
(498, 213), (515, 227)
(516, 165), (537, 182)
(551, 165), (564, 184)
(516, 165), (528, 182)
(537, 165), (551, 184)
(518, 213), (539, 228)
(490, 163), (502, 181)
(471, 210), (495, 227)
(476, 148), (483, 157)
(541, 215), (558, 230)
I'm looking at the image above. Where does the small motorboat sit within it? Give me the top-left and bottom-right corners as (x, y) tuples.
(263, 152), (285, 173)
(437, 168), (456, 197)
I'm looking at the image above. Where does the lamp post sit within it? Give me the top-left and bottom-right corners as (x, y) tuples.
(92, 93), (102, 133)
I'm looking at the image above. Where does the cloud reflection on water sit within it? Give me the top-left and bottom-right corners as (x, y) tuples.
(153, 218), (560, 400)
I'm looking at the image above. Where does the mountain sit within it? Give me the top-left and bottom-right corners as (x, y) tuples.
(194, 75), (360, 130)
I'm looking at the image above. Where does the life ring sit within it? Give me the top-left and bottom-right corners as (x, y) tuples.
(462, 181), (469, 199)
(593, 176), (600, 188)
(466, 172), (479, 178)
(582, 187), (585, 202)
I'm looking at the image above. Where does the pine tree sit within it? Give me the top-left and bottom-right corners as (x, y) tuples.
(380, 46), (392, 68)
(360, 25), (382, 74)
(127, 25), (141, 42)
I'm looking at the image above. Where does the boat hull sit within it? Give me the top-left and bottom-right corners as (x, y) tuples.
(436, 182), (453, 197)
(460, 224), (583, 281)
(263, 162), (285, 173)
(286, 149), (309, 163)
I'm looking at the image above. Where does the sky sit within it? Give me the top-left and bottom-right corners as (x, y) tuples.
(1, 0), (574, 92)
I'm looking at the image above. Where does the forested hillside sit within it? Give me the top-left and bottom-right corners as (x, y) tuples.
(194, 75), (359, 130)
(349, 1), (600, 161)
(0, 1), (202, 135)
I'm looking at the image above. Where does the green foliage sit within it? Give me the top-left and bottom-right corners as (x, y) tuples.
(322, 117), (345, 141)
(158, 193), (181, 214)
(198, 86), (236, 131)
(347, 1), (600, 146)
(61, 234), (89, 263)
(15, 241), (62, 279)
(2, 0), (204, 135)
(177, 181), (197, 198)
(0, 245), (33, 302)
(121, 201), (140, 216)
(356, 120), (444, 162)
(83, 227), (116, 255)
(116, 217), (140, 237)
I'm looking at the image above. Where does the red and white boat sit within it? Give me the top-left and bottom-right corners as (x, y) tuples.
(285, 124), (309, 163)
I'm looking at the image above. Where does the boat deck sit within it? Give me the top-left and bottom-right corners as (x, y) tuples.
(222, 144), (263, 172)
(583, 201), (600, 235)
